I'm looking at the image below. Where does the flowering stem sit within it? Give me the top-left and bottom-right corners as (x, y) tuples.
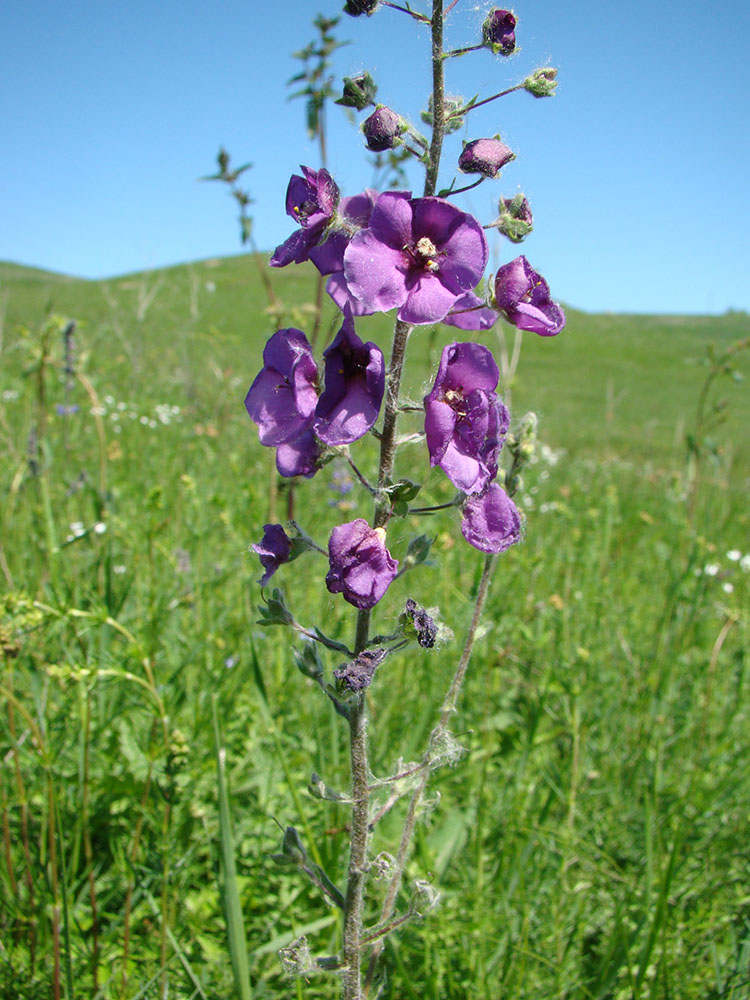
(460, 83), (524, 115)
(424, 0), (446, 198)
(363, 553), (497, 995)
(382, 1), (431, 24)
(443, 43), (483, 58)
(440, 176), (485, 198)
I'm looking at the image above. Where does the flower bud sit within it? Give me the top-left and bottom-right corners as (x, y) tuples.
(524, 67), (558, 98)
(496, 193), (533, 243)
(362, 105), (404, 152)
(458, 137), (515, 178)
(344, 0), (378, 15)
(482, 9), (517, 56)
(336, 72), (377, 110)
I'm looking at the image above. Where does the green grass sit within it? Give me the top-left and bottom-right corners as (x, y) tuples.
(1, 257), (749, 999)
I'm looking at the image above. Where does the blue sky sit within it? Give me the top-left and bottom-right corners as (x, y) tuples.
(1, 0), (748, 314)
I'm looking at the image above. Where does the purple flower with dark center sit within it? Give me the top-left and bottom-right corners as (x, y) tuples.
(244, 329), (318, 446)
(424, 342), (509, 494)
(275, 429), (321, 479)
(343, 191), (488, 325)
(461, 483), (522, 553)
(252, 524), (292, 586)
(494, 255), (565, 336)
(363, 106), (403, 152)
(483, 9), (517, 56)
(271, 166), (340, 269)
(326, 519), (398, 609)
(458, 138), (515, 178)
(314, 309), (385, 445)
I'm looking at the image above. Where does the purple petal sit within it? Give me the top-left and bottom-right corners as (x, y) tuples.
(444, 291), (499, 330)
(412, 198), (488, 293)
(398, 272), (460, 324)
(326, 519), (398, 609)
(245, 329), (317, 446)
(344, 229), (409, 314)
(366, 190), (414, 249)
(326, 272), (375, 316)
(276, 430), (321, 478)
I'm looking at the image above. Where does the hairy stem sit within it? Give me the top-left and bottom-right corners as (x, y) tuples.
(424, 0), (445, 198)
(364, 554), (496, 995)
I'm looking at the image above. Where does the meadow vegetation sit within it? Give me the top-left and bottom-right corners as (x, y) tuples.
(1, 257), (749, 998)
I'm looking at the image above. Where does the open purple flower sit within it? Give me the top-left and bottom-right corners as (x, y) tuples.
(461, 483), (522, 553)
(424, 342), (509, 494)
(343, 192), (488, 325)
(494, 256), (565, 336)
(314, 309), (385, 445)
(326, 519), (398, 609)
(271, 166), (340, 269)
(458, 138), (515, 179)
(252, 524), (292, 586)
(244, 329), (318, 446)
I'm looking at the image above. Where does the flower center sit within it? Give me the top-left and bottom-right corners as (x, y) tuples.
(414, 236), (440, 273)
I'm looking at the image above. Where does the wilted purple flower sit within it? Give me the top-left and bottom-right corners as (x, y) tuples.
(271, 166), (340, 269)
(458, 138), (515, 178)
(314, 309), (385, 445)
(363, 106), (403, 152)
(275, 429), (321, 479)
(404, 598), (437, 648)
(443, 290), (498, 331)
(252, 524), (292, 586)
(483, 9), (517, 55)
(343, 192), (488, 325)
(326, 519), (398, 609)
(244, 329), (318, 445)
(424, 342), (509, 494)
(461, 483), (522, 553)
(334, 648), (388, 691)
(494, 255), (565, 336)
(496, 194), (533, 243)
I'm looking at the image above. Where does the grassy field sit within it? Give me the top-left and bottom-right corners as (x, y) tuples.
(1, 256), (749, 999)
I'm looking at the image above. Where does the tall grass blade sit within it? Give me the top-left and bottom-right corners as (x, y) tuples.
(211, 696), (252, 1000)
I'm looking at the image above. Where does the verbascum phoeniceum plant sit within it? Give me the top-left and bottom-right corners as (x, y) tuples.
(244, 3), (564, 996)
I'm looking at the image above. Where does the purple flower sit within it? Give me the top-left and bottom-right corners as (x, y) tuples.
(252, 524), (292, 586)
(244, 329), (318, 446)
(363, 106), (403, 152)
(461, 483), (522, 553)
(343, 192), (488, 325)
(494, 256), (565, 336)
(424, 342), (509, 494)
(326, 519), (398, 609)
(483, 9), (517, 56)
(270, 166), (339, 269)
(275, 430), (321, 479)
(314, 309), (385, 445)
(458, 138), (515, 179)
